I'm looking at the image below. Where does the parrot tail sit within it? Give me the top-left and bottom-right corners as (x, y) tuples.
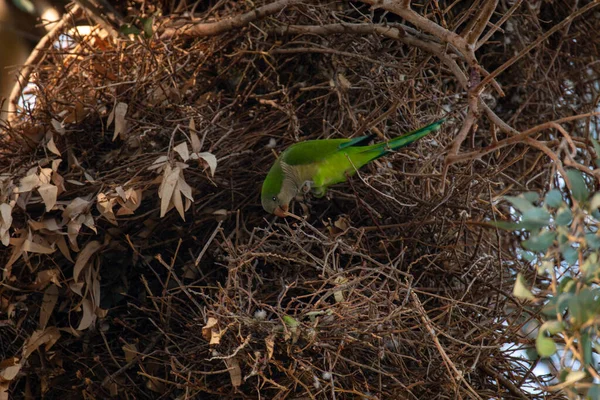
(369, 119), (445, 160)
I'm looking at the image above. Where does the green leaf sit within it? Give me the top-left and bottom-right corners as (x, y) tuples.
(540, 320), (564, 335)
(586, 233), (600, 250)
(535, 332), (557, 358)
(487, 220), (521, 231)
(581, 331), (592, 366)
(567, 289), (598, 328)
(504, 195), (535, 213)
(561, 245), (578, 265)
(522, 231), (556, 252)
(12, 0), (35, 13)
(142, 16), (154, 38)
(283, 315), (300, 328)
(521, 207), (551, 230)
(522, 192), (540, 203)
(557, 276), (576, 294)
(566, 169), (589, 202)
(587, 385), (600, 400)
(518, 249), (536, 262)
(555, 207), (573, 226)
(120, 24), (141, 35)
(513, 273), (534, 300)
(545, 189), (563, 208)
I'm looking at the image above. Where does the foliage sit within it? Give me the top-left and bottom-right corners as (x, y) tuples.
(504, 168), (600, 399)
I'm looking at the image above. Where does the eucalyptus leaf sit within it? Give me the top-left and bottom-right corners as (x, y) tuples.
(555, 207), (572, 226)
(535, 332), (557, 358)
(540, 320), (564, 335)
(521, 207), (551, 230)
(564, 370), (587, 384)
(488, 220), (521, 231)
(545, 189), (563, 208)
(590, 192), (600, 211)
(566, 169), (589, 202)
(560, 245), (578, 265)
(522, 192), (540, 203)
(586, 233), (600, 250)
(522, 231), (556, 252)
(587, 385), (600, 400)
(517, 249), (536, 262)
(581, 331), (592, 365)
(504, 195), (535, 213)
(513, 273), (534, 300)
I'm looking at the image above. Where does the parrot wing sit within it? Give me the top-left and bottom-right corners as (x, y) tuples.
(281, 135), (374, 166)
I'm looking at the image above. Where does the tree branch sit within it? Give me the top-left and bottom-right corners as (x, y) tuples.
(159, 0), (304, 39)
(462, 0), (498, 46)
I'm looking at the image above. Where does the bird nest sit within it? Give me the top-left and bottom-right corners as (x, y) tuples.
(2, 1), (599, 399)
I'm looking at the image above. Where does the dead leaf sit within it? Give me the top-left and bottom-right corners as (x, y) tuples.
(265, 335), (275, 361)
(32, 269), (62, 289)
(46, 133), (61, 156)
(0, 203), (13, 246)
(112, 102), (128, 141)
(18, 174), (40, 193)
(224, 357), (242, 387)
(174, 142), (190, 162)
(0, 357), (21, 381)
(22, 327), (61, 359)
(194, 152), (217, 177)
(39, 284), (59, 330)
(97, 193), (117, 225)
(122, 343), (138, 363)
(158, 165), (180, 218)
(23, 233), (54, 254)
(38, 184), (58, 212)
(50, 119), (65, 135)
(202, 317), (225, 345)
(73, 240), (101, 282)
(76, 298), (96, 331)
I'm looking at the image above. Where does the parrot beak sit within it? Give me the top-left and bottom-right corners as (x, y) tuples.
(273, 204), (289, 217)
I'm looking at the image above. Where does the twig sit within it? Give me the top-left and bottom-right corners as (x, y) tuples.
(7, 6), (81, 123)
(160, 0), (304, 39)
(474, 1), (600, 94)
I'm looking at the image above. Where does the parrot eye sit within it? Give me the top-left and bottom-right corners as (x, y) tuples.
(272, 196), (277, 202)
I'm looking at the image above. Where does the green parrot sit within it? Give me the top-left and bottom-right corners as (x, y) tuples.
(261, 119), (444, 217)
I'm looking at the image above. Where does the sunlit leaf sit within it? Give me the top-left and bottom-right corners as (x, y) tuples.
(590, 192), (600, 211)
(564, 370), (587, 384)
(535, 332), (556, 358)
(513, 273), (534, 300)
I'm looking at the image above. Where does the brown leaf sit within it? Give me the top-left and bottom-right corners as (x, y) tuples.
(97, 193), (117, 225)
(76, 298), (96, 331)
(38, 184), (58, 212)
(112, 102), (128, 141)
(22, 327), (60, 359)
(174, 142), (190, 162)
(0, 357), (21, 382)
(159, 165), (180, 218)
(0, 203), (13, 246)
(18, 174), (40, 193)
(122, 343), (138, 363)
(46, 133), (61, 156)
(39, 284), (59, 330)
(265, 335), (275, 361)
(23, 234), (54, 254)
(73, 240), (101, 282)
(224, 357), (242, 387)
(202, 317), (219, 342)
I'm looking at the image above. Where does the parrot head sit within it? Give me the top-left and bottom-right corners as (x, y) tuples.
(261, 160), (293, 217)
